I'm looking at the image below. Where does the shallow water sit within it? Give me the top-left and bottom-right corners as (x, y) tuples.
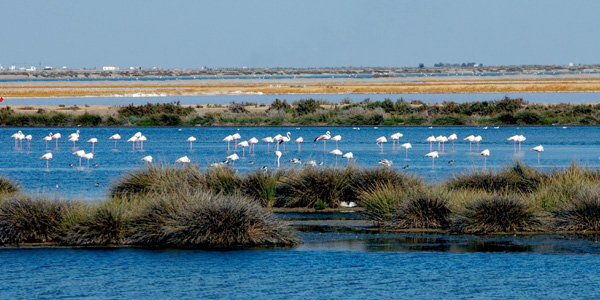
(2, 126), (600, 200)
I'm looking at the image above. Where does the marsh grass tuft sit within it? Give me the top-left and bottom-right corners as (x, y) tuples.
(242, 170), (285, 207)
(359, 183), (405, 227)
(110, 163), (203, 197)
(447, 161), (542, 194)
(346, 166), (423, 203)
(276, 167), (350, 208)
(555, 188), (600, 231)
(61, 201), (131, 246)
(397, 190), (451, 229)
(452, 195), (537, 234)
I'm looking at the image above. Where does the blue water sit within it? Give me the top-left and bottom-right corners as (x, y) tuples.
(2, 126), (599, 200)
(2, 237), (600, 299)
(5, 92), (600, 106)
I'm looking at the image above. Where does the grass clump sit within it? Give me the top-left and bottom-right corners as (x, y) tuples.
(128, 188), (297, 248)
(0, 175), (20, 196)
(346, 166), (423, 203)
(555, 188), (600, 231)
(242, 170), (285, 207)
(359, 183), (405, 227)
(452, 195), (537, 234)
(60, 201), (131, 246)
(397, 190), (451, 229)
(110, 164), (203, 197)
(447, 161), (542, 194)
(276, 167), (351, 208)
(202, 166), (242, 195)
(0, 195), (70, 245)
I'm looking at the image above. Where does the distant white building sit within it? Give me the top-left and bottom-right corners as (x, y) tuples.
(9, 65), (16, 71)
(568, 62), (575, 67)
(26, 66), (37, 71)
(103, 66), (118, 71)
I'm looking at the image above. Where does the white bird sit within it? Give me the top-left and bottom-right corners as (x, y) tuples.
(289, 158), (302, 164)
(426, 136), (437, 152)
(43, 133), (53, 150)
(378, 159), (393, 166)
(330, 149), (343, 166)
(138, 135), (147, 151)
(52, 132), (62, 149)
(82, 152), (94, 168)
(464, 135), (475, 152)
(448, 134), (458, 151)
(176, 156), (191, 164)
(517, 135), (527, 151)
(232, 133), (241, 151)
(295, 136), (304, 153)
(507, 135), (519, 152)
(275, 150), (282, 168)
(376, 136), (387, 153)
(330, 134), (342, 149)
(109, 133), (121, 150)
(314, 131), (331, 150)
(248, 137), (259, 154)
(473, 135), (482, 152)
(11, 130), (23, 148)
(479, 149), (490, 169)
(141, 155), (153, 163)
(68, 135), (79, 148)
(88, 138), (98, 153)
(390, 132), (403, 151)
(532, 145), (544, 165)
(342, 152), (354, 164)
(25, 134), (32, 150)
(40, 152), (53, 169)
(187, 136), (197, 151)
(279, 132), (292, 151)
(262, 136), (274, 153)
(305, 160), (317, 167)
(401, 142), (412, 159)
(127, 135), (138, 152)
(425, 151), (439, 168)
(226, 153), (240, 164)
(223, 135), (234, 152)
(238, 140), (249, 156)
(72, 150), (86, 167)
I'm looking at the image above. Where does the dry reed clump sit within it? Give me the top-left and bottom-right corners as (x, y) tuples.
(359, 183), (406, 227)
(276, 167), (351, 208)
(452, 195), (538, 234)
(60, 201), (131, 246)
(0, 175), (21, 196)
(446, 161), (543, 194)
(128, 188), (298, 248)
(397, 190), (451, 230)
(110, 164), (203, 197)
(0, 195), (72, 245)
(241, 170), (286, 207)
(201, 166), (242, 195)
(346, 166), (423, 203)
(555, 188), (600, 231)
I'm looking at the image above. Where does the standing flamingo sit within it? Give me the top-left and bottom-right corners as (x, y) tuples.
(275, 150), (282, 168)
(342, 152), (354, 165)
(473, 135), (482, 152)
(187, 136), (197, 151)
(330, 149), (343, 166)
(448, 134), (457, 151)
(248, 137), (258, 154)
(226, 153), (240, 165)
(68, 135), (79, 148)
(273, 134), (283, 151)
(426, 136), (436, 152)
(52, 132), (62, 149)
(40, 152), (53, 169)
(330, 134), (342, 150)
(127, 135), (138, 152)
(109, 133), (121, 150)
(401, 142), (412, 159)
(133, 132), (142, 148)
(43, 133), (53, 150)
(138, 135), (147, 151)
(223, 135), (234, 152)
(532, 145), (544, 165)
(11, 131), (23, 148)
(73, 150), (86, 167)
(425, 151), (439, 169)
(83, 152), (94, 168)
(176, 156), (191, 164)
(87, 138), (98, 153)
(507, 135), (519, 152)
(479, 149), (490, 169)
(517, 135), (526, 151)
(390, 132), (403, 151)
(262, 136), (274, 153)
(238, 141), (249, 157)
(376, 136), (387, 153)
(25, 134), (32, 151)
(464, 135), (475, 152)
(295, 137), (304, 153)
(314, 131), (331, 151)
(280, 132), (291, 151)
(141, 155), (153, 163)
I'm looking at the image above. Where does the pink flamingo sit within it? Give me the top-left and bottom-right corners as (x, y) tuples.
(43, 133), (53, 150)
(83, 152), (94, 168)
(52, 132), (62, 149)
(25, 134), (32, 151)
(109, 133), (121, 150)
(68, 130), (80, 148)
(448, 134), (457, 151)
(342, 152), (353, 165)
(275, 151), (282, 168)
(248, 137), (258, 154)
(390, 132), (403, 152)
(142, 155), (153, 163)
(507, 135), (519, 152)
(262, 136), (274, 153)
(40, 152), (53, 169)
(279, 132), (291, 151)
(517, 135), (526, 151)
(464, 135), (475, 152)
(314, 131), (331, 151)
(479, 149), (490, 169)
(330, 149), (342, 166)
(11, 131), (23, 148)
(426, 136), (436, 152)
(425, 151), (439, 169)
(473, 135), (482, 152)
(187, 136), (197, 151)
(532, 145), (544, 165)
(238, 141), (249, 157)
(401, 142), (412, 159)
(128, 136), (138, 152)
(88, 138), (98, 153)
(330, 134), (342, 150)
(376, 136), (387, 153)
(176, 156), (191, 164)
(295, 137), (304, 153)
(223, 135), (234, 152)
(273, 134), (283, 151)
(73, 150), (86, 167)
(138, 135), (147, 151)
(232, 133), (241, 151)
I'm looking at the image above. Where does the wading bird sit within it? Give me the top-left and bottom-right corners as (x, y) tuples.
(532, 145), (544, 165)
(40, 152), (53, 169)
(376, 136), (387, 153)
(88, 138), (98, 153)
(187, 136), (197, 151)
(479, 149), (490, 169)
(425, 151), (439, 169)
(401, 142), (412, 159)
(314, 131), (331, 150)
(108, 133), (121, 150)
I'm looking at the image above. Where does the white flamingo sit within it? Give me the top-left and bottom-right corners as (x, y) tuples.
(376, 136), (387, 153)
(109, 133), (121, 150)
(479, 149), (490, 169)
(401, 142), (412, 159)
(187, 136), (197, 151)
(425, 151), (439, 169)
(40, 152), (53, 169)
(87, 138), (98, 153)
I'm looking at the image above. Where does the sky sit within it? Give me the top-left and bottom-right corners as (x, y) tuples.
(2, 0), (599, 69)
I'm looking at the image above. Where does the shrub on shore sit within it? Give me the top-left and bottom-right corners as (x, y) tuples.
(397, 190), (451, 229)
(242, 170), (285, 207)
(555, 189), (600, 231)
(446, 161), (542, 194)
(60, 201), (131, 246)
(359, 183), (405, 227)
(276, 167), (351, 208)
(110, 164), (203, 197)
(0, 175), (20, 196)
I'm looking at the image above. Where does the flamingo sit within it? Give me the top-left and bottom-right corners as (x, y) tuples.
(378, 159), (393, 166)
(464, 135), (475, 152)
(68, 130), (80, 143)
(532, 145), (544, 165)
(479, 149), (490, 169)
(275, 150), (282, 168)
(73, 150), (86, 167)
(127, 136), (138, 152)
(133, 132), (142, 148)
(330, 149), (343, 166)
(390, 132), (403, 151)
(448, 134), (457, 151)
(248, 137), (259, 154)
(11, 131), (22, 148)
(425, 151), (439, 169)
(68, 135), (79, 148)
(473, 135), (482, 152)
(401, 142), (412, 159)
(138, 135), (147, 151)
(83, 152), (94, 168)
(273, 134), (283, 151)
(330, 134), (342, 150)
(187, 136), (197, 151)
(109, 134), (121, 150)
(376, 136), (387, 153)
(87, 138), (98, 153)
(238, 141), (249, 157)
(141, 155), (153, 163)
(507, 135), (519, 152)
(52, 132), (62, 149)
(40, 152), (53, 169)
(43, 133), (53, 150)
(342, 152), (353, 165)
(232, 133), (241, 151)
(295, 137), (304, 153)
(517, 135), (526, 151)
(25, 134), (32, 151)
(314, 131), (331, 150)
(226, 153), (240, 165)
(262, 136), (275, 153)
(223, 135), (234, 152)
(279, 132), (291, 151)
(176, 156), (191, 164)
(426, 136), (436, 152)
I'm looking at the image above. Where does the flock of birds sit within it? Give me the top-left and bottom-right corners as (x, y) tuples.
(8, 128), (547, 171)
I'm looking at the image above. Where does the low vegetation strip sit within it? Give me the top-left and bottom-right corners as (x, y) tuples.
(4, 97), (600, 126)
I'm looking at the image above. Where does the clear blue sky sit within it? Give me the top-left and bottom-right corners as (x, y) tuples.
(2, 0), (599, 69)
